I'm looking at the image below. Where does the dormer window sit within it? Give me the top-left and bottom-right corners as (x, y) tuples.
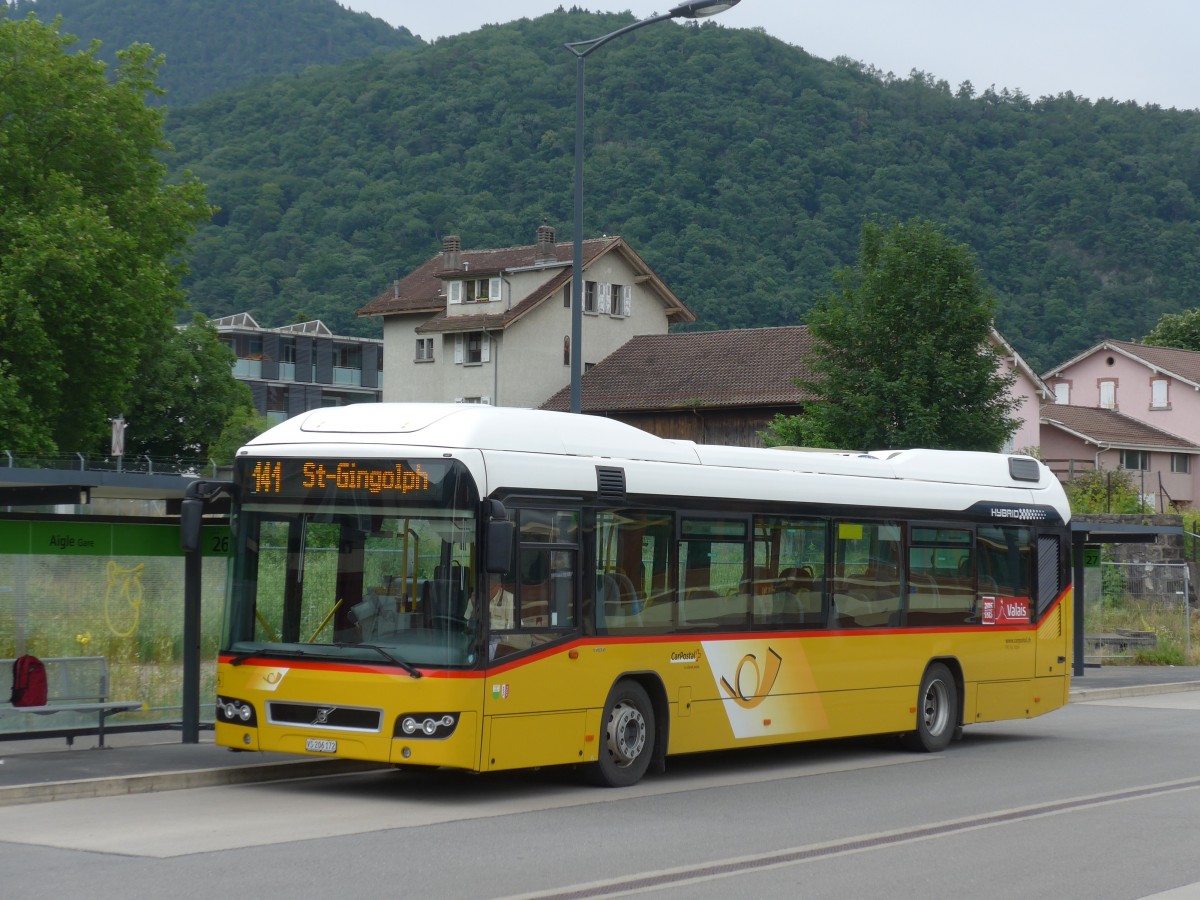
(448, 277), (502, 305)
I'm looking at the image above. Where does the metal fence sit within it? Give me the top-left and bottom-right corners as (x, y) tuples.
(1085, 561), (1191, 663)
(3, 451), (218, 477)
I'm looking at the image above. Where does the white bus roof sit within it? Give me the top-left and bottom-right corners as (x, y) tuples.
(243, 403), (1064, 499)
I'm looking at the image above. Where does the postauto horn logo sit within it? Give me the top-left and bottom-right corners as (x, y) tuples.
(719, 648), (783, 709)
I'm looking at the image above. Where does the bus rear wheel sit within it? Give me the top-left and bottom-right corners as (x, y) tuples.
(589, 680), (655, 787)
(902, 663), (957, 753)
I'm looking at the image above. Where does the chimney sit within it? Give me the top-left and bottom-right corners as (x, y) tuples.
(535, 224), (556, 263)
(442, 235), (461, 271)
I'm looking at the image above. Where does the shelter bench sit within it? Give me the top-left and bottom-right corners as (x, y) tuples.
(0, 656), (142, 747)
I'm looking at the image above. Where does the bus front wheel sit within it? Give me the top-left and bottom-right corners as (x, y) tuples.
(589, 680), (655, 787)
(902, 663), (957, 753)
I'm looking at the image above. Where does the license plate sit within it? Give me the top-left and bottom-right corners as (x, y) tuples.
(305, 738), (337, 754)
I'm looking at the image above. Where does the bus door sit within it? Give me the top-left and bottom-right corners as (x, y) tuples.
(482, 505), (586, 770)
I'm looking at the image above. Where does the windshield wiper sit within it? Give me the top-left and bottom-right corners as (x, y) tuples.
(334, 642), (422, 679)
(227, 646), (313, 667)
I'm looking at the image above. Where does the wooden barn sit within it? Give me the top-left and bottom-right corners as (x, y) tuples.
(540, 327), (814, 446)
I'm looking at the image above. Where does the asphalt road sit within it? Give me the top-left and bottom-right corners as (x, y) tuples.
(1, 688), (1199, 899)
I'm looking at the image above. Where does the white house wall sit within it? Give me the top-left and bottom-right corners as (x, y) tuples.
(381, 316), (433, 401)
(378, 254), (671, 408)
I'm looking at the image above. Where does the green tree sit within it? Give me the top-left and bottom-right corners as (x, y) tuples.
(0, 360), (51, 453)
(124, 316), (255, 460)
(1143, 308), (1200, 350)
(208, 405), (273, 467)
(765, 219), (1019, 451)
(0, 14), (211, 454)
(1063, 468), (1148, 514)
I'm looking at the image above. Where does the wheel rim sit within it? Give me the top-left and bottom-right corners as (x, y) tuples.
(605, 699), (647, 768)
(921, 678), (950, 736)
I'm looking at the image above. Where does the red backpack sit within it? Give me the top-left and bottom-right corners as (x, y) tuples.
(11, 655), (48, 707)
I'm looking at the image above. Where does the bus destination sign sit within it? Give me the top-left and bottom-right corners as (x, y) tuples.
(246, 459), (433, 497)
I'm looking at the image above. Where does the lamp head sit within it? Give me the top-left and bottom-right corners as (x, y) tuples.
(669, 0), (742, 18)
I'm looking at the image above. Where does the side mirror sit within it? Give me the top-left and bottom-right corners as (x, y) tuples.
(482, 499), (513, 574)
(180, 498), (204, 554)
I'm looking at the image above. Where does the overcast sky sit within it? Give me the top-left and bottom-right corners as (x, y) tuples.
(342, 1), (1199, 111)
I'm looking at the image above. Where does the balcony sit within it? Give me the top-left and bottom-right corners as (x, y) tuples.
(332, 366), (362, 386)
(231, 358), (262, 378)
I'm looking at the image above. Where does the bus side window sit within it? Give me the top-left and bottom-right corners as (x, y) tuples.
(832, 521), (902, 628)
(596, 510), (673, 633)
(752, 516), (827, 627)
(492, 508), (579, 660)
(907, 527), (974, 627)
(977, 525), (1032, 608)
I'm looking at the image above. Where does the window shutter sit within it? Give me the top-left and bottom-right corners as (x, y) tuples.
(489, 277), (502, 303)
(599, 283), (611, 314)
(448, 281), (463, 305)
(454, 334), (464, 364)
(481, 335), (491, 363)
(622, 285), (632, 317)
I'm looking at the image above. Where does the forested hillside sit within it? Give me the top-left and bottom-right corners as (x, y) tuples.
(4, 0), (420, 105)
(10, 3), (1200, 371)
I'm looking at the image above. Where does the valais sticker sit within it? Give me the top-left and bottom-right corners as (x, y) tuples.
(982, 595), (1030, 625)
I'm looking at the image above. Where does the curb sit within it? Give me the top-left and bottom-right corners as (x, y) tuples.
(0, 758), (388, 808)
(1069, 681), (1200, 703)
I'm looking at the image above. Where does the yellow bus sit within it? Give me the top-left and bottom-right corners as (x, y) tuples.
(210, 403), (1072, 787)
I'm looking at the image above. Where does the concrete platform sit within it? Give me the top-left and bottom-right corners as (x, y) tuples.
(1, 666), (1197, 807)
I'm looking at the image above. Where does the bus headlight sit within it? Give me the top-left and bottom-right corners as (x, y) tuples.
(395, 713), (458, 739)
(216, 696), (258, 727)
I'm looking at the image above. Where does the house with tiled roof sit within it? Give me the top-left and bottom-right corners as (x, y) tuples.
(356, 225), (694, 408)
(1041, 338), (1200, 507)
(541, 325), (1050, 450)
(541, 327), (816, 445)
(1043, 339), (1200, 443)
(1039, 405), (1200, 508)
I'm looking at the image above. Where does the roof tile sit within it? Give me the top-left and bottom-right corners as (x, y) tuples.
(541, 327), (817, 412)
(1040, 404), (1199, 450)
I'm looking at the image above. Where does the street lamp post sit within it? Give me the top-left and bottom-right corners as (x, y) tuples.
(565, 0), (742, 414)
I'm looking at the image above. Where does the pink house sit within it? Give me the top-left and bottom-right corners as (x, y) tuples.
(1043, 339), (1200, 508)
(991, 329), (1052, 453)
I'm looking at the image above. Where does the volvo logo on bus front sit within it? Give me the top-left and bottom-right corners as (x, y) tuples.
(312, 707), (336, 726)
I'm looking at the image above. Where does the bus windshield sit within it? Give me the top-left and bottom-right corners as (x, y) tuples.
(224, 457), (482, 668)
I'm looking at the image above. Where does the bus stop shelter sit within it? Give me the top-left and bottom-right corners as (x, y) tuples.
(1071, 519), (1185, 677)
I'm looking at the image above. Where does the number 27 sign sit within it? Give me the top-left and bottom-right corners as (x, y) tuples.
(981, 595), (1030, 625)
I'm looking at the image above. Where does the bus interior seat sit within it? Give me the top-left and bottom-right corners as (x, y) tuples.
(680, 588), (721, 625)
(431, 563), (469, 620)
(609, 571), (641, 614)
(598, 573), (641, 629)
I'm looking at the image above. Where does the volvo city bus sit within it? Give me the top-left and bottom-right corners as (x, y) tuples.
(208, 403), (1072, 787)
